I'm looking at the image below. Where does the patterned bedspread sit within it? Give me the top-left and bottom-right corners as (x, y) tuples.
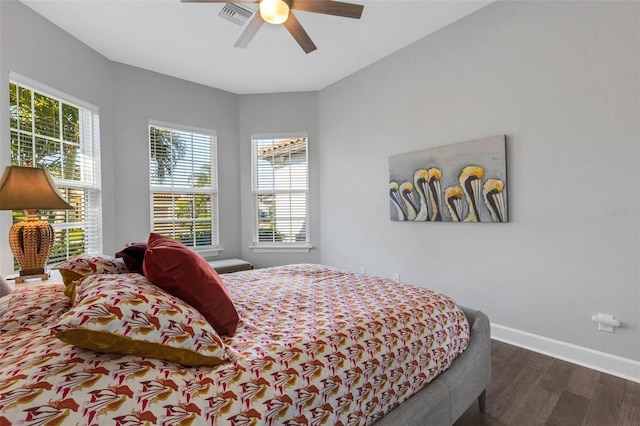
(0, 264), (469, 425)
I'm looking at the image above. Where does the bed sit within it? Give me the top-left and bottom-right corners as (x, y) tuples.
(0, 257), (490, 425)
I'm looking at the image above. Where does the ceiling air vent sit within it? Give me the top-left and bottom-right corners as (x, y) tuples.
(218, 3), (254, 25)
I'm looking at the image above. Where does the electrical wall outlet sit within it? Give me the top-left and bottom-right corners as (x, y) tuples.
(360, 267), (366, 274)
(392, 273), (400, 282)
(599, 322), (614, 333)
(592, 313), (619, 333)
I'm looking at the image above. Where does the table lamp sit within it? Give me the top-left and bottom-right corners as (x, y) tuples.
(0, 166), (73, 283)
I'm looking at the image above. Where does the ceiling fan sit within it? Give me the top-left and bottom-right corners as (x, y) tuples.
(181, 0), (364, 54)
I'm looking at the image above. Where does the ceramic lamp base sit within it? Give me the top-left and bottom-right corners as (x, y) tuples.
(9, 211), (55, 280)
(15, 272), (50, 284)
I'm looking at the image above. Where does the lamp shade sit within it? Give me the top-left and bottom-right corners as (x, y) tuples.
(0, 166), (72, 211)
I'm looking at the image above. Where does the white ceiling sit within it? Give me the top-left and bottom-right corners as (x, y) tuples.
(20, 0), (492, 95)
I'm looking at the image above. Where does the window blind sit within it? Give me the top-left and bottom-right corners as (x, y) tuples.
(252, 136), (309, 245)
(8, 80), (102, 264)
(149, 123), (218, 249)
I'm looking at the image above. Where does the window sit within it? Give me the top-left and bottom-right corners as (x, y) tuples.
(149, 122), (219, 254)
(251, 134), (311, 252)
(9, 76), (101, 264)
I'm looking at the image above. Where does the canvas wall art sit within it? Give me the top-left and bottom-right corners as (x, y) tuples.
(389, 135), (507, 222)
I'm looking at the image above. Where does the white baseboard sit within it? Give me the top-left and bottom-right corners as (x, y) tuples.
(491, 323), (640, 384)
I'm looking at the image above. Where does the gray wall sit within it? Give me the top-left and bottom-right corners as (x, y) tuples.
(238, 92), (321, 268)
(2, 0), (638, 370)
(0, 0), (115, 272)
(318, 1), (640, 362)
(0, 0), (243, 262)
(110, 64), (241, 256)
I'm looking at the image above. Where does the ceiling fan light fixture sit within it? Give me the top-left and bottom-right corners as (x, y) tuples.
(259, 0), (290, 25)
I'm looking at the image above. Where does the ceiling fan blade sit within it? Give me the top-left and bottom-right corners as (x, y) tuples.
(235, 11), (265, 48)
(282, 12), (317, 54)
(290, 0), (363, 19)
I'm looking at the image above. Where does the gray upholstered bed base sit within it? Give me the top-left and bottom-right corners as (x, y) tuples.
(375, 306), (491, 426)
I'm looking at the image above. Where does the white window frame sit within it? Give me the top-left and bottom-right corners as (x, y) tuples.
(148, 120), (221, 257)
(250, 133), (312, 254)
(8, 72), (102, 263)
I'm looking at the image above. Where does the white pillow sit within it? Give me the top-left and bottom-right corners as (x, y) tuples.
(0, 275), (13, 299)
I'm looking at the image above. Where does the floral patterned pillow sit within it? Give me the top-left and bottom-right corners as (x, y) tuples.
(55, 254), (129, 298)
(52, 273), (229, 367)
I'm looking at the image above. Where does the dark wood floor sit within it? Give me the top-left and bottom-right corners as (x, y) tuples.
(454, 340), (640, 426)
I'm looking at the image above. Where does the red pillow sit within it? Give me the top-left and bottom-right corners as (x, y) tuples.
(115, 242), (147, 273)
(142, 233), (239, 336)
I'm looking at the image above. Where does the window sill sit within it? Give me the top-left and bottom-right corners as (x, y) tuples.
(194, 246), (224, 258)
(249, 244), (314, 254)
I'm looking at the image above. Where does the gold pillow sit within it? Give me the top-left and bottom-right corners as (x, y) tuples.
(53, 273), (229, 367)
